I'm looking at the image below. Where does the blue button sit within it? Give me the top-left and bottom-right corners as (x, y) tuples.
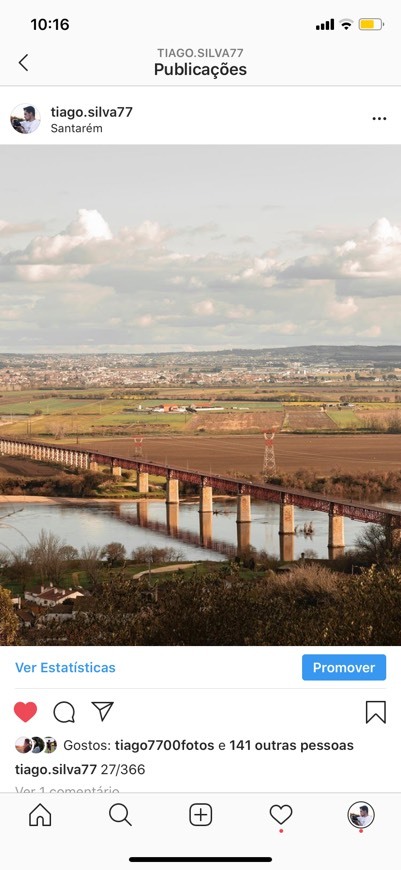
(302, 654), (386, 681)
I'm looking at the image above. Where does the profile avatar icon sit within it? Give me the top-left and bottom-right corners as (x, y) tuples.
(348, 801), (375, 829)
(15, 737), (33, 754)
(11, 104), (41, 134)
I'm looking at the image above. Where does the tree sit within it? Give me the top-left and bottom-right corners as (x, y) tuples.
(353, 522), (401, 565)
(32, 560), (401, 647)
(51, 423), (66, 439)
(80, 544), (103, 583)
(100, 542), (126, 566)
(0, 552), (10, 575)
(131, 546), (183, 564)
(26, 530), (69, 585)
(0, 586), (19, 644)
(8, 547), (32, 585)
(59, 545), (79, 562)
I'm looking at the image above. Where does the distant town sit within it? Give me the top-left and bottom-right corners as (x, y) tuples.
(0, 346), (400, 391)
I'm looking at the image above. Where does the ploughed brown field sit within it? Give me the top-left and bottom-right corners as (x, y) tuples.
(77, 434), (401, 477)
(0, 456), (60, 478)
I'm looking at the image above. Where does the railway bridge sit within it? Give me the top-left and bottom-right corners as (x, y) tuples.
(1, 436), (400, 560)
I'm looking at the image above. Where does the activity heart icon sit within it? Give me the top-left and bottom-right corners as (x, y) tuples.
(269, 804), (293, 825)
(14, 702), (37, 722)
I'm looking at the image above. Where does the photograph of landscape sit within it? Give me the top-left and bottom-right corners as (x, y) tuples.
(0, 144), (401, 646)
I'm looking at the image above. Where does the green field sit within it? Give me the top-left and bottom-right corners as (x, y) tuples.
(0, 386), (398, 438)
(0, 389), (286, 438)
(325, 409), (361, 428)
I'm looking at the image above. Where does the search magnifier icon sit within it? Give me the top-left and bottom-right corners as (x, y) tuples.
(109, 803), (132, 826)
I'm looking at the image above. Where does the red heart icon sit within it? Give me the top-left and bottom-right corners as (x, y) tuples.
(14, 702), (37, 722)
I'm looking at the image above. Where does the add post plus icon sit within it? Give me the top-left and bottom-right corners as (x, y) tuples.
(189, 804), (213, 826)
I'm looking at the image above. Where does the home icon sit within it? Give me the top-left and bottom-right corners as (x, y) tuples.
(29, 804), (52, 827)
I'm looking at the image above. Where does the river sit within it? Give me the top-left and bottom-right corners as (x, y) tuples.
(0, 497), (390, 562)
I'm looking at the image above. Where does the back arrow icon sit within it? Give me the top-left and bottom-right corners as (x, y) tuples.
(19, 54), (28, 71)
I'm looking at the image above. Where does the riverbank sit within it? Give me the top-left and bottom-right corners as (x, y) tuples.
(0, 495), (166, 505)
(0, 494), (235, 505)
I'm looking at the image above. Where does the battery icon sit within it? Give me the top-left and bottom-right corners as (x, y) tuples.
(359, 18), (383, 29)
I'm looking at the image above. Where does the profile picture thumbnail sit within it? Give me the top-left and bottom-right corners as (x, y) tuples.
(15, 737), (33, 754)
(10, 104), (41, 134)
(348, 801), (375, 829)
(15, 736), (57, 754)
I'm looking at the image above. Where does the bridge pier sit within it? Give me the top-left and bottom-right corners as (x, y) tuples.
(279, 503), (295, 535)
(166, 477), (179, 504)
(137, 500), (149, 526)
(112, 465), (122, 477)
(237, 521), (251, 554)
(383, 518), (401, 550)
(166, 502), (179, 534)
(328, 513), (345, 557)
(391, 527), (401, 547)
(199, 511), (213, 548)
(137, 471), (149, 494)
(90, 460), (99, 472)
(279, 501), (295, 561)
(280, 535), (295, 562)
(237, 494), (251, 523)
(199, 484), (213, 513)
(237, 494), (251, 554)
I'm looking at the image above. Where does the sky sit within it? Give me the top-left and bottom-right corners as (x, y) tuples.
(1, 144), (401, 353)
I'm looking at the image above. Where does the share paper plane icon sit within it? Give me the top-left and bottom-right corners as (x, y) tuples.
(91, 701), (114, 722)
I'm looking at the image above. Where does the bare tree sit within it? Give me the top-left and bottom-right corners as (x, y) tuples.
(26, 530), (68, 586)
(59, 545), (79, 562)
(131, 546), (183, 564)
(80, 544), (102, 583)
(354, 523), (397, 564)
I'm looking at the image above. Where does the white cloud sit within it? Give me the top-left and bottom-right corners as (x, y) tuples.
(0, 220), (44, 236)
(66, 209), (112, 240)
(15, 264), (91, 282)
(137, 314), (153, 326)
(1, 209), (400, 349)
(193, 299), (215, 315)
(358, 325), (382, 337)
(227, 304), (253, 320)
(328, 297), (358, 320)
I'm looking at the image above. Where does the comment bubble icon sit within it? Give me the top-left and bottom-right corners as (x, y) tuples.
(53, 701), (75, 724)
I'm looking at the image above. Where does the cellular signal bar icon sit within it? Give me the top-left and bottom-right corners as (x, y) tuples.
(316, 18), (335, 30)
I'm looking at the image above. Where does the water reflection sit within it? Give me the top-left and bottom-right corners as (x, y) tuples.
(118, 499), (364, 561)
(117, 501), (237, 559)
(0, 498), (375, 563)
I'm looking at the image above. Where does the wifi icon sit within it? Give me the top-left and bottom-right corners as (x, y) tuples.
(340, 18), (353, 29)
